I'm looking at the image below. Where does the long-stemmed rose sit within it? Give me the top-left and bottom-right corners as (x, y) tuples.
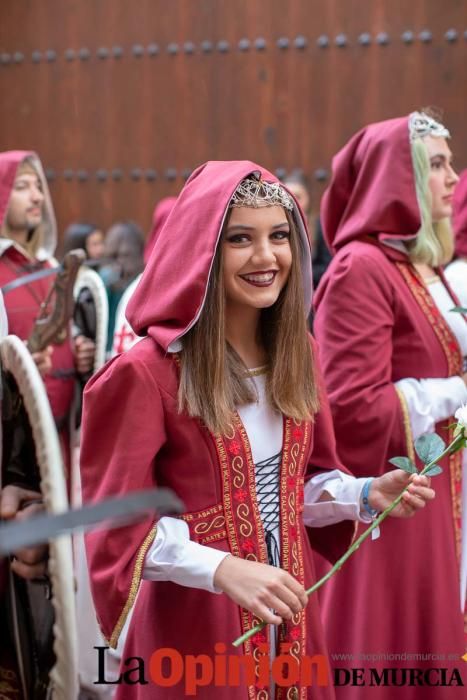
(233, 415), (467, 648)
(454, 404), (467, 429)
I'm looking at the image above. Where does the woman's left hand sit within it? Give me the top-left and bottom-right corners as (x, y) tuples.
(369, 471), (435, 518)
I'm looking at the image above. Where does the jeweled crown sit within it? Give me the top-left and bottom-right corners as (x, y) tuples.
(409, 111), (450, 142)
(229, 177), (294, 211)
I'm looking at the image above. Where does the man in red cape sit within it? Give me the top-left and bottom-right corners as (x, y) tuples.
(0, 151), (95, 464)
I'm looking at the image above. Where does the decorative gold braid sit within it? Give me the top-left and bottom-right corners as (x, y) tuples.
(395, 387), (416, 463)
(243, 365), (268, 378)
(107, 526), (157, 649)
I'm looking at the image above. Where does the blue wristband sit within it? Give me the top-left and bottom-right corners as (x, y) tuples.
(361, 478), (379, 517)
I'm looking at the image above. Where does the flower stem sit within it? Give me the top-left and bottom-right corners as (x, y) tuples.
(232, 433), (463, 648)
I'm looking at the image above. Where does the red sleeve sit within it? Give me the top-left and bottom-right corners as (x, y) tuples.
(314, 247), (408, 478)
(305, 336), (356, 563)
(80, 351), (167, 647)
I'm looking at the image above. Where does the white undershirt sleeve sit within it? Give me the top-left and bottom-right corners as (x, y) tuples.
(142, 516), (229, 593)
(143, 471), (372, 589)
(395, 377), (467, 440)
(304, 469), (373, 527)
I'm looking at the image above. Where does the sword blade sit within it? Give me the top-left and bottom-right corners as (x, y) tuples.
(0, 488), (183, 556)
(1, 265), (61, 295)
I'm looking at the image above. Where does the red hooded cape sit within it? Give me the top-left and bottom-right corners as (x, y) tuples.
(314, 118), (466, 698)
(453, 169), (467, 259)
(321, 117), (420, 255)
(0, 151), (75, 434)
(81, 161), (354, 700)
(127, 160), (313, 349)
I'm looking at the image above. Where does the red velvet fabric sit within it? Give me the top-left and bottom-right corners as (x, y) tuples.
(453, 169), (467, 258)
(321, 116), (420, 255)
(314, 118), (466, 698)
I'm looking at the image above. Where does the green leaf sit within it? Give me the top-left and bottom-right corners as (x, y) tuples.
(388, 456), (418, 473)
(414, 433), (446, 465)
(450, 306), (467, 314)
(425, 465), (443, 476)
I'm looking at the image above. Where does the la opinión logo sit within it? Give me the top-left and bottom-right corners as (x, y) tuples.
(94, 643), (330, 695)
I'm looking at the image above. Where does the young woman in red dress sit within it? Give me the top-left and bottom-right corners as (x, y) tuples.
(80, 161), (433, 699)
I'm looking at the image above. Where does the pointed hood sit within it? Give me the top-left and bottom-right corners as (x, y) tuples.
(144, 196), (178, 264)
(453, 169), (467, 259)
(127, 160), (312, 352)
(321, 116), (421, 254)
(0, 150), (57, 261)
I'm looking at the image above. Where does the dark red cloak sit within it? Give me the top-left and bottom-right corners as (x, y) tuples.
(81, 161), (354, 700)
(314, 117), (466, 698)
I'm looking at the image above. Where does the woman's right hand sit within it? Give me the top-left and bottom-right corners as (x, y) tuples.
(213, 555), (307, 625)
(462, 371), (467, 386)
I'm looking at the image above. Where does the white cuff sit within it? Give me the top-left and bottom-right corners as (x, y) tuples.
(142, 516), (229, 593)
(304, 470), (372, 527)
(396, 376), (467, 440)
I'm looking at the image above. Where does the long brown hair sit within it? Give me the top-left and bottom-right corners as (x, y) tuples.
(179, 207), (319, 434)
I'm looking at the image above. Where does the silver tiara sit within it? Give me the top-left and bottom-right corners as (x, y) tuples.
(229, 177), (294, 211)
(409, 111), (450, 142)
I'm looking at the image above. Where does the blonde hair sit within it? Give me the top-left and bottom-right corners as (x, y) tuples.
(407, 138), (454, 266)
(178, 208), (319, 435)
(1, 157), (45, 259)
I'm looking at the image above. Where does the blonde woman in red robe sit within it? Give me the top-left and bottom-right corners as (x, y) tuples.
(80, 161), (433, 700)
(314, 112), (466, 698)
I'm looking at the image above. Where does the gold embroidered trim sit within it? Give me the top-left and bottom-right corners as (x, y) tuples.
(397, 263), (466, 644)
(396, 263), (462, 376)
(107, 525), (157, 649)
(448, 439), (463, 563)
(180, 503), (227, 544)
(233, 412), (269, 565)
(395, 387), (416, 463)
(181, 503), (224, 522)
(213, 417), (271, 698)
